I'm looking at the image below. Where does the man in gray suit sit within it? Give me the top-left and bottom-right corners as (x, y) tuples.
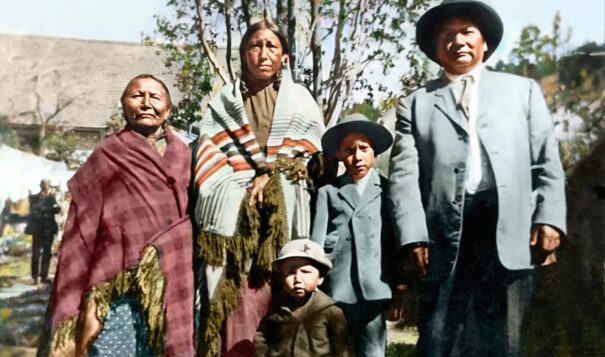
(388, 1), (567, 356)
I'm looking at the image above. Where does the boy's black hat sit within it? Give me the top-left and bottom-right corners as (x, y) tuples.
(416, 0), (503, 64)
(321, 113), (393, 156)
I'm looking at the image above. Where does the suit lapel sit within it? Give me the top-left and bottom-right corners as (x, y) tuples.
(356, 170), (382, 212)
(434, 76), (469, 134)
(477, 68), (497, 126)
(337, 175), (359, 210)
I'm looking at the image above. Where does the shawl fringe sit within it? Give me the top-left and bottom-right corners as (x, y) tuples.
(50, 246), (165, 355)
(196, 173), (288, 357)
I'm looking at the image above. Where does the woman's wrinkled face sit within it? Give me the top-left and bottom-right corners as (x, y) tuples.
(245, 29), (286, 84)
(122, 78), (170, 133)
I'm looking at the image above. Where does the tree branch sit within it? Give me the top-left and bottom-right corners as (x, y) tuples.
(287, 0), (297, 79)
(224, 0), (235, 81)
(310, 0), (322, 103)
(194, 0), (229, 84)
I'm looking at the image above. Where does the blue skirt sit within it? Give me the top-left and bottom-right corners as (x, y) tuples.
(88, 296), (155, 357)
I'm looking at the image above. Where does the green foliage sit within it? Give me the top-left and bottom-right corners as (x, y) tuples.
(148, 0), (432, 125)
(496, 13), (605, 172)
(386, 342), (416, 357)
(346, 102), (382, 122)
(0, 127), (30, 152)
(500, 12), (570, 80)
(143, 1), (215, 129)
(106, 112), (125, 135)
(43, 131), (82, 165)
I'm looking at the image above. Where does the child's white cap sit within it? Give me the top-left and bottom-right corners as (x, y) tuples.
(273, 239), (333, 273)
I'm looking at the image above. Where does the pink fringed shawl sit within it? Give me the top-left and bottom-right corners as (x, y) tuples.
(49, 127), (194, 356)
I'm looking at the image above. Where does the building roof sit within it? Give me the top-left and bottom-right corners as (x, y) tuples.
(0, 33), (182, 130)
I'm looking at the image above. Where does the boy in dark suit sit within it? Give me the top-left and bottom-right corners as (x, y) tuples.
(311, 114), (404, 356)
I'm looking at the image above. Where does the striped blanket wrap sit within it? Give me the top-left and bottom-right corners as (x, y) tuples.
(193, 74), (324, 356)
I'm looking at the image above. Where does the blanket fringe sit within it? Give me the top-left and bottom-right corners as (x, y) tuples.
(196, 173), (289, 357)
(49, 246), (166, 355)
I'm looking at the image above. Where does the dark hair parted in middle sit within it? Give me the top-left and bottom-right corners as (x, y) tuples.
(120, 74), (172, 112)
(239, 20), (290, 84)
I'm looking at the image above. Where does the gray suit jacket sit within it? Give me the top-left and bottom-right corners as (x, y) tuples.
(388, 69), (567, 282)
(311, 170), (401, 304)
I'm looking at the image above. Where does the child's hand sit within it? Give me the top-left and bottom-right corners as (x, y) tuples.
(385, 285), (406, 321)
(407, 244), (429, 280)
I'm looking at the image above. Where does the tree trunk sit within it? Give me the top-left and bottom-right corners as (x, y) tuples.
(241, 0), (251, 26)
(194, 0), (229, 84)
(224, 0), (235, 81)
(324, 0), (346, 124)
(287, 0), (296, 80)
(310, 0), (322, 104)
(276, 0), (286, 32)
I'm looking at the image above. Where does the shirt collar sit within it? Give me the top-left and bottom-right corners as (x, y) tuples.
(355, 168), (375, 195)
(444, 63), (483, 84)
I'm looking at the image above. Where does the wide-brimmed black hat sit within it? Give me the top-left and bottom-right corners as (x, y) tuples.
(322, 113), (393, 156)
(416, 0), (503, 64)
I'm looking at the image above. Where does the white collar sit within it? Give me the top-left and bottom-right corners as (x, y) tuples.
(444, 64), (483, 84)
(354, 168), (375, 195)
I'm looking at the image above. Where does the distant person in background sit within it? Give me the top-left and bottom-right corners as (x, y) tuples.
(1, 198), (12, 235)
(41, 74), (194, 356)
(26, 179), (60, 285)
(54, 191), (72, 246)
(0, 198), (14, 253)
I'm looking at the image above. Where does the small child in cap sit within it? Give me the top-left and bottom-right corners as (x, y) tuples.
(254, 239), (353, 356)
(312, 113), (405, 356)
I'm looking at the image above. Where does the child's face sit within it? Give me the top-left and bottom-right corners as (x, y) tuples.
(279, 257), (323, 301)
(336, 133), (376, 181)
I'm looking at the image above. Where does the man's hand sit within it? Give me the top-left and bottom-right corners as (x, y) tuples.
(248, 173), (270, 206)
(530, 224), (561, 266)
(407, 245), (429, 280)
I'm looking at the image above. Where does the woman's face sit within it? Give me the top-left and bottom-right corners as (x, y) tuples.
(122, 78), (170, 134)
(244, 29), (286, 85)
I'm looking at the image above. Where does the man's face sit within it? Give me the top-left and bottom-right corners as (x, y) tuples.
(336, 133), (376, 181)
(279, 257), (323, 302)
(436, 17), (487, 74)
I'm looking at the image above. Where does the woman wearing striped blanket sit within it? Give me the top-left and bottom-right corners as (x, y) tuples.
(192, 20), (325, 357)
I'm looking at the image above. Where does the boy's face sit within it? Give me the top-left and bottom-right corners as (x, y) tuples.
(336, 133), (376, 181)
(279, 257), (323, 301)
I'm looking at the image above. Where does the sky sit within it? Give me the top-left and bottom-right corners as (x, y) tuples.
(0, 0), (603, 64)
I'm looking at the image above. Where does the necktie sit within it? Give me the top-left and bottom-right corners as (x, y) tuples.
(459, 75), (472, 118)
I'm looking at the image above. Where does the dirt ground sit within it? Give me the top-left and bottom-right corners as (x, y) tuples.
(0, 253), (418, 356)
(3, 247), (604, 356)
